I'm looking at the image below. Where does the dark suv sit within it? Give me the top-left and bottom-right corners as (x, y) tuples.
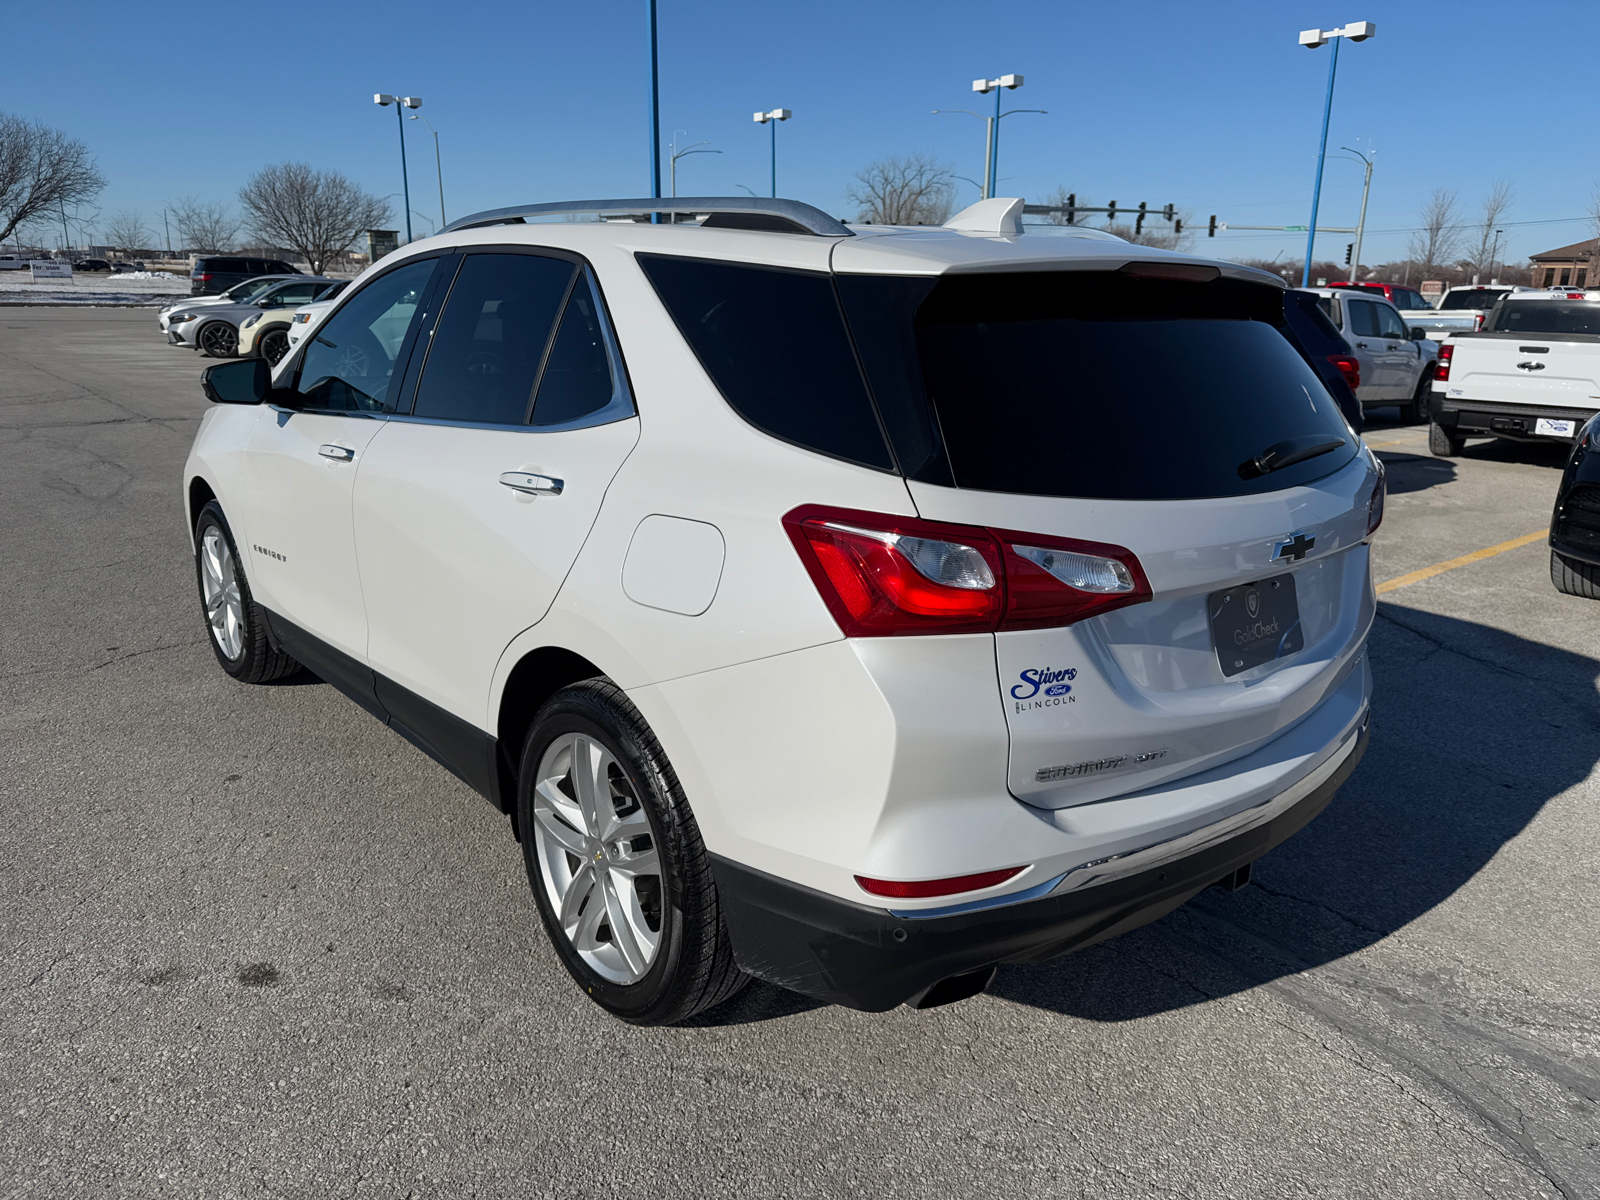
(190, 255), (302, 296)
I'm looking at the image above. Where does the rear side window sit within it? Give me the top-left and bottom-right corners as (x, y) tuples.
(840, 270), (1356, 501)
(412, 252), (574, 425)
(531, 271), (619, 426)
(1490, 301), (1600, 335)
(638, 255), (893, 470)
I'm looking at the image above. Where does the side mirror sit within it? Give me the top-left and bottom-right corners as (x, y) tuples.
(1410, 326), (1428, 341)
(201, 358), (271, 405)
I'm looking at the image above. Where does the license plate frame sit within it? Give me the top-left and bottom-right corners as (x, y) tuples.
(1535, 417), (1577, 438)
(1208, 572), (1305, 678)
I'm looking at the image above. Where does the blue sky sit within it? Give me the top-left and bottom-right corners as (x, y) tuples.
(8, 0), (1595, 267)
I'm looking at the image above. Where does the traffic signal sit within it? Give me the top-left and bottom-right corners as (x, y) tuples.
(1135, 202), (1147, 235)
(1208, 214), (1217, 238)
(1344, 243), (1353, 265)
(1106, 200), (1118, 225)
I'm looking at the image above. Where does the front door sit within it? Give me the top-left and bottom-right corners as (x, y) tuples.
(239, 254), (443, 706)
(1372, 300), (1417, 399)
(353, 249), (640, 731)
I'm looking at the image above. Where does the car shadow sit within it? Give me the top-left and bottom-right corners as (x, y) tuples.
(986, 603), (1599, 1019)
(1458, 436), (1572, 469)
(1376, 450), (1456, 494)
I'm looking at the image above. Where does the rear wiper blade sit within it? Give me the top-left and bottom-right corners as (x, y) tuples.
(1238, 435), (1347, 480)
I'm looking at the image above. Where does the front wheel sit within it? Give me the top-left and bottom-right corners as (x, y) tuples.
(1399, 369), (1432, 425)
(193, 501), (301, 683)
(1429, 420), (1466, 457)
(517, 679), (746, 1025)
(259, 328), (290, 366)
(198, 321), (238, 359)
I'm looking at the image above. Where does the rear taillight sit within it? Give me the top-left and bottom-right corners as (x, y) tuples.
(1473, 313), (1484, 331)
(1436, 343), (1454, 382)
(783, 505), (1151, 637)
(855, 866), (1025, 898)
(1325, 354), (1360, 391)
(1367, 457), (1386, 535)
(198, 273), (212, 282)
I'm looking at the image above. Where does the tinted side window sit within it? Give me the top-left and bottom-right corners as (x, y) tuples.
(1346, 299), (1379, 337)
(213, 258), (247, 274)
(531, 271), (617, 426)
(1375, 304), (1406, 339)
(413, 253), (574, 425)
(638, 255), (892, 470)
(295, 258), (437, 412)
(266, 283), (320, 307)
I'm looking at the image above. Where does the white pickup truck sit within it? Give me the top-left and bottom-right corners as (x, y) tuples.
(1429, 293), (1600, 455)
(1406, 284), (1521, 340)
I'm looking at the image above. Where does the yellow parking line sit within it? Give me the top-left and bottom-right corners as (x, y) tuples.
(1376, 532), (1547, 595)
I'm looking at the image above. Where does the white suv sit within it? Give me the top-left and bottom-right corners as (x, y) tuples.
(184, 196), (1381, 1024)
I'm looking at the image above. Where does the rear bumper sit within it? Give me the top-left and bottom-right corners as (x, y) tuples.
(1432, 394), (1594, 442)
(711, 715), (1368, 1012)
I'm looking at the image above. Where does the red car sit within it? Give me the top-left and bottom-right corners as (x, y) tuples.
(1328, 281), (1434, 312)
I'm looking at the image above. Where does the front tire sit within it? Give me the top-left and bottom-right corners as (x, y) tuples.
(259, 328), (290, 366)
(1551, 549), (1600, 599)
(1399, 369), (1432, 425)
(198, 321), (238, 359)
(193, 501), (301, 683)
(516, 679), (746, 1025)
(1429, 420), (1466, 457)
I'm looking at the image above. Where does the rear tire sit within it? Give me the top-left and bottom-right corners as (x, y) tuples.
(1429, 420), (1466, 457)
(517, 678), (747, 1025)
(193, 501), (301, 683)
(1551, 549), (1600, 599)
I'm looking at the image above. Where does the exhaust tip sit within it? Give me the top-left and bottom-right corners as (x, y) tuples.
(906, 965), (997, 1010)
(1214, 862), (1253, 893)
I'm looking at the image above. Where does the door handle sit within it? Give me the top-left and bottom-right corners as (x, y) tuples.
(1355, 342), (1369, 349)
(318, 444), (355, 461)
(499, 471), (564, 496)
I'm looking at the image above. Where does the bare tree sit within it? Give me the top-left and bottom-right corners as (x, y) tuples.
(1461, 182), (1513, 282)
(847, 154), (955, 225)
(0, 113), (106, 245)
(170, 197), (241, 253)
(105, 210), (152, 251)
(238, 162), (391, 275)
(1407, 189), (1462, 276)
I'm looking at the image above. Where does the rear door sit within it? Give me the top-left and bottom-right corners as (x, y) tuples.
(352, 247), (639, 730)
(836, 267), (1377, 810)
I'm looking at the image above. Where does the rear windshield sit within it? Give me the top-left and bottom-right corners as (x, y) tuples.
(1441, 289), (1506, 310)
(1489, 301), (1600, 335)
(838, 271), (1357, 501)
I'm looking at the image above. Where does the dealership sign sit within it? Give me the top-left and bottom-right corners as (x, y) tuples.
(30, 260), (72, 280)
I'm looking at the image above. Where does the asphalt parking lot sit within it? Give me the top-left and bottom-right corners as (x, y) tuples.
(2, 309), (1597, 1199)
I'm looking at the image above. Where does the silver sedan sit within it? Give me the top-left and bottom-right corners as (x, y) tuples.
(164, 277), (335, 358)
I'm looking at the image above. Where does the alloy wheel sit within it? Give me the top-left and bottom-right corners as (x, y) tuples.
(531, 733), (663, 985)
(200, 322), (238, 358)
(199, 527), (243, 660)
(261, 329), (289, 366)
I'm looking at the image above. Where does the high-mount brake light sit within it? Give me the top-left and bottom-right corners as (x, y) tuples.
(783, 506), (1151, 636)
(1118, 260), (1221, 283)
(1436, 343), (1454, 382)
(855, 866), (1025, 899)
(1326, 354), (1360, 391)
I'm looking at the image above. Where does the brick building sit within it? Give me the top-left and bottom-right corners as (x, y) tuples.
(1529, 237), (1599, 289)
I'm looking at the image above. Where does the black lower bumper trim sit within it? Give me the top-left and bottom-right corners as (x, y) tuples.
(710, 722), (1367, 1012)
(1433, 397), (1593, 442)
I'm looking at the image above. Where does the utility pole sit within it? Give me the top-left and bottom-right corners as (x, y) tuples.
(1340, 145), (1373, 279)
(163, 208), (171, 255)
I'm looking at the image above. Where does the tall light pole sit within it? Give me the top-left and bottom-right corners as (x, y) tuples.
(753, 109), (790, 197)
(647, 0), (661, 202)
(375, 93), (422, 243)
(1297, 23), (1374, 286)
(1339, 145), (1374, 279)
(409, 113), (446, 228)
(934, 75), (1043, 201)
(669, 132), (721, 197)
(1489, 228), (1504, 284)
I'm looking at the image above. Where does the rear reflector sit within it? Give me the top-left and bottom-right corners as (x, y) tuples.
(1325, 354), (1360, 392)
(1435, 343), (1454, 382)
(855, 866), (1025, 899)
(784, 505), (1151, 636)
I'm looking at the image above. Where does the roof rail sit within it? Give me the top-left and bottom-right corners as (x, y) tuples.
(440, 197), (853, 238)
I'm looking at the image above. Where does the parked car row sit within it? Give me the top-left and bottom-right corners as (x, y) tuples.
(158, 275), (347, 364)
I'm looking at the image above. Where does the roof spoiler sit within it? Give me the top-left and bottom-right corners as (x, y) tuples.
(440, 197), (853, 238)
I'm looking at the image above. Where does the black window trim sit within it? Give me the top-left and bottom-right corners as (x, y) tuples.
(392, 243), (638, 434)
(635, 250), (900, 475)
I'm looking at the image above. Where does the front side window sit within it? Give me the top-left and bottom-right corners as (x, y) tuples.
(1345, 299), (1380, 338)
(293, 257), (437, 412)
(637, 254), (894, 470)
(263, 282), (321, 308)
(1375, 304), (1407, 339)
(411, 252), (575, 425)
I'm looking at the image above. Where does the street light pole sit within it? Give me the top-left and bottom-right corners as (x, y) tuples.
(375, 94), (422, 243)
(1339, 145), (1374, 279)
(972, 75), (1023, 199)
(647, 0), (661, 201)
(753, 109), (790, 197)
(1297, 23), (1374, 286)
(669, 132), (721, 198)
(410, 113), (446, 227)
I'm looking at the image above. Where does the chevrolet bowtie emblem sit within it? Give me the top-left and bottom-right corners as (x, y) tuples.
(1274, 532), (1315, 562)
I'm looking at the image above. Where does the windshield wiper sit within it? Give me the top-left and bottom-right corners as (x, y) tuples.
(1238, 435), (1347, 480)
